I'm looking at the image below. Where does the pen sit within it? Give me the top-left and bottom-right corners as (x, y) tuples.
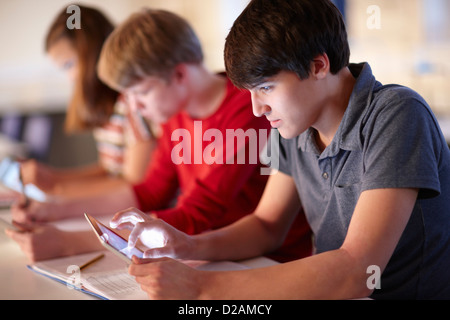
(18, 168), (29, 208)
(79, 253), (105, 271)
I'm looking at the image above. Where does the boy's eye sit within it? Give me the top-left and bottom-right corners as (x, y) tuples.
(260, 85), (272, 92)
(135, 86), (153, 96)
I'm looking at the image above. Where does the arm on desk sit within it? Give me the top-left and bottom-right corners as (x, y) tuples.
(11, 183), (137, 223)
(20, 159), (105, 193)
(128, 172), (418, 299)
(5, 225), (103, 262)
(200, 189), (417, 299)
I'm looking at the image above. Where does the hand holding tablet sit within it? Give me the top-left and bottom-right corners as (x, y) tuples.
(84, 213), (144, 263)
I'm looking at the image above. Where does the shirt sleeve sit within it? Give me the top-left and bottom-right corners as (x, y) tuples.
(361, 88), (443, 199)
(132, 123), (179, 211)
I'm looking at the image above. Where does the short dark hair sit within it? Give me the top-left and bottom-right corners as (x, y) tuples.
(224, 0), (350, 89)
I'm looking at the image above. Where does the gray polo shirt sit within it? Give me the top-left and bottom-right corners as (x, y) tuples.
(271, 62), (450, 299)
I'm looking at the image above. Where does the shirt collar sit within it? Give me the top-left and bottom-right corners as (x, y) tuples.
(297, 62), (379, 157)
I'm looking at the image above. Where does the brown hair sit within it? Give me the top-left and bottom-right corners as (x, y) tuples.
(98, 8), (203, 91)
(46, 4), (118, 132)
(225, 0), (350, 89)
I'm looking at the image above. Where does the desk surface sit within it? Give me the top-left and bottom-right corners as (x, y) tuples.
(0, 210), (278, 300)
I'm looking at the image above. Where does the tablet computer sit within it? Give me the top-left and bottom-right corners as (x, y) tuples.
(0, 157), (47, 203)
(84, 213), (144, 263)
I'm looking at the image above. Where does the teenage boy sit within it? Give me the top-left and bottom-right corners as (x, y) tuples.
(112, 0), (450, 299)
(8, 8), (311, 263)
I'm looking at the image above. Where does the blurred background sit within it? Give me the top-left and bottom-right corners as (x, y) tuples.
(0, 0), (449, 168)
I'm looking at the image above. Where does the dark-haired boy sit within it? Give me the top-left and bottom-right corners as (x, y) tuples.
(115, 0), (450, 299)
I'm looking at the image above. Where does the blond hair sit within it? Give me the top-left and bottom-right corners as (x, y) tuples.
(98, 9), (203, 91)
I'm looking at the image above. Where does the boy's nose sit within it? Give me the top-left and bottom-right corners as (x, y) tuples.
(251, 93), (271, 118)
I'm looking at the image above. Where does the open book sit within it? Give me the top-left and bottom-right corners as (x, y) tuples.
(28, 250), (249, 300)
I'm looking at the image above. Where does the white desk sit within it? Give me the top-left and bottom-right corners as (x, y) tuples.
(0, 209), (278, 300)
(0, 231), (93, 300)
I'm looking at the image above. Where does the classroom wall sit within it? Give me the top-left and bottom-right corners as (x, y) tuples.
(346, 0), (450, 116)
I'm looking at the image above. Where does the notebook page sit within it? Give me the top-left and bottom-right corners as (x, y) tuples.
(82, 260), (250, 300)
(30, 251), (133, 297)
(32, 251), (127, 276)
(83, 269), (147, 300)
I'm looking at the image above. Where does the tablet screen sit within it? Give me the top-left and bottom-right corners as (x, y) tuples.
(87, 215), (144, 260)
(0, 157), (47, 202)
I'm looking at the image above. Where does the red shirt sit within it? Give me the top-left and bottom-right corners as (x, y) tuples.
(133, 76), (312, 262)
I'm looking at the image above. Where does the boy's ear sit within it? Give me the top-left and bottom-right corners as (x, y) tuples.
(310, 53), (330, 80)
(172, 63), (188, 83)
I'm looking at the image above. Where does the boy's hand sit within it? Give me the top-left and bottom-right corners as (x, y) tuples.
(5, 223), (69, 262)
(110, 207), (194, 259)
(11, 198), (59, 223)
(129, 256), (203, 300)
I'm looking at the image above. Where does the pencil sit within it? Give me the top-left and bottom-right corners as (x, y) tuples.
(79, 253), (105, 270)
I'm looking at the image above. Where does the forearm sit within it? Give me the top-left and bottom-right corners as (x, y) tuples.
(199, 248), (372, 300)
(191, 214), (283, 262)
(62, 231), (104, 257)
(56, 176), (128, 199)
(55, 163), (106, 182)
(197, 188), (418, 300)
(53, 184), (138, 219)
